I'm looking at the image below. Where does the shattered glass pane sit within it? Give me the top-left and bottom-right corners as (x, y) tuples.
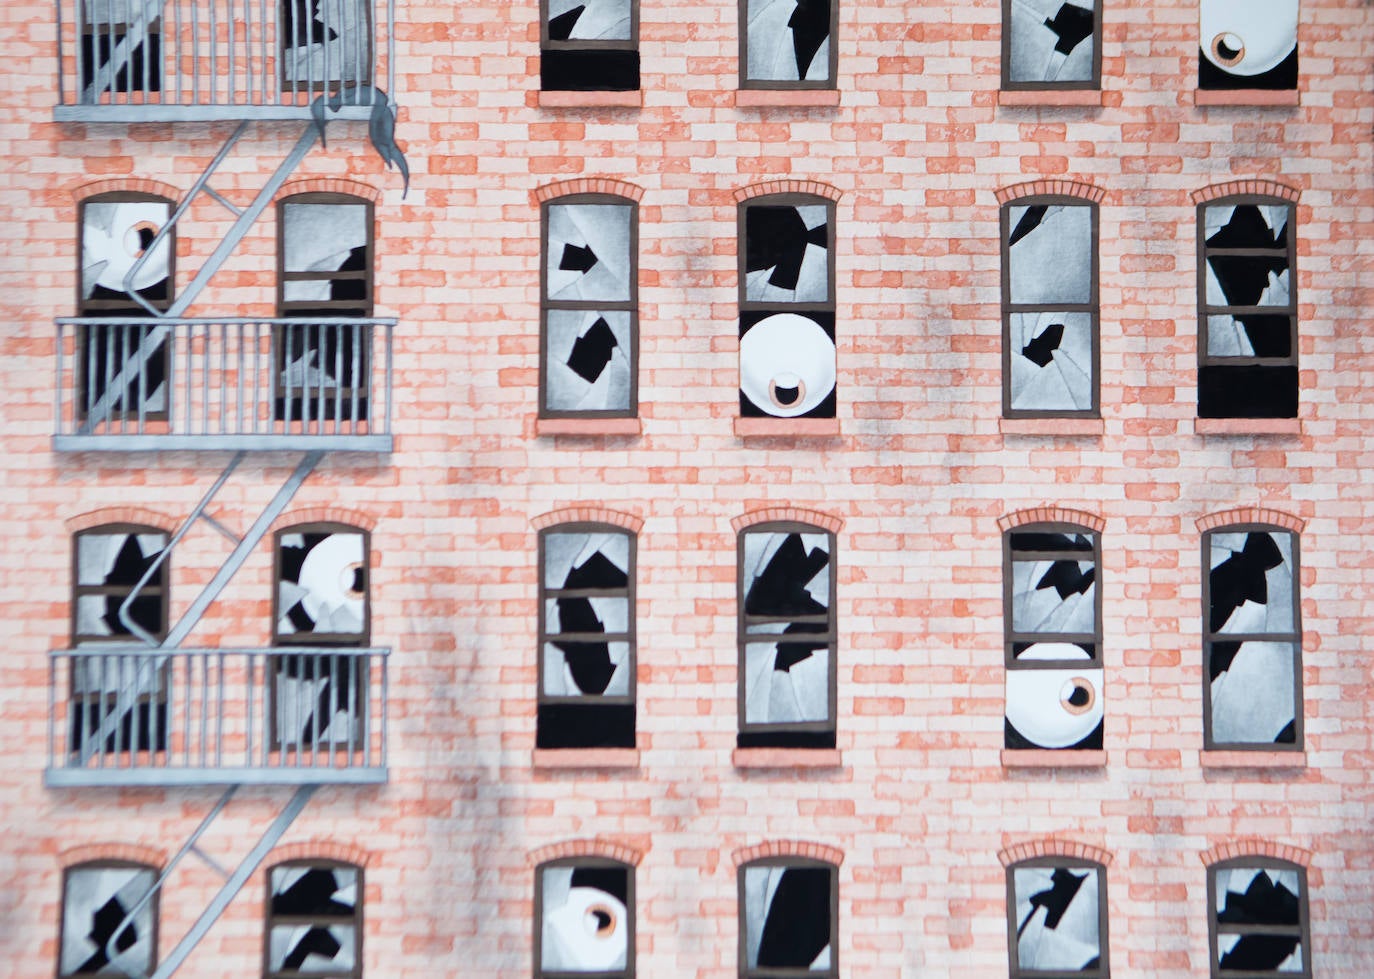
(1204, 205), (1291, 309)
(745, 0), (831, 82)
(280, 0), (373, 84)
(744, 634), (831, 724)
(544, 532), (631, 591)
(61, 865), (157, 977)
(742, 532), (831, 618)
(282, 202), (369, 302)
(277, 531), (367, 638)
(272, 654), (363, 747)
(545, 597), (630, 637)
(1011, 556), (1096, 635)
(1209, 640), (1296, 744)
(742, 865), (832, 970)
(1007, 0), (1096, 84)
(744, 205), (830, 304)
(74, 532), (167, 641)
(547, 0), (632, 40)
(1013, 865), (1101, 971)
(1214, 866), (1304, 972)
(1209, 532), (1294, 635)
(547, 204), (633, 303)
(1008, 311), (1094, 411)
(1007, 204), (1092, 305)
(543, 641), (632, 697)
(1207, 314), (1293, 359)
(545, 310), (633, 412)
(268, 865), (358, 973)
(541, 865), (630, 972)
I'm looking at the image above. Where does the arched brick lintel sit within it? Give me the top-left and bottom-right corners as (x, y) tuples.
(732, 507), (845, 535)
(264, 840), (375, 869)
(998, 838), (1114, 868)
(1201, 839), (1313, 868)
(275, 178), (382, 205)
(59, 842), (168, 869)
(528, 838), (645, 868)
(1191, 180), (1301, 205)
(1196, 507), (1306, 534)
(532, 178), (645, 205)
(72, 178), (182, 204)
(995, 179), (1105, 206)
(65, 507), (181, 535)
(997, 506), (1106, 534)
(532, 507), (644, 533)
(269, 507), (379, 536)
(732, 840), (845, 867)
(734, 179), (844, 204)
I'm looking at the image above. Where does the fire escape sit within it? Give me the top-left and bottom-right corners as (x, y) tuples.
(47, 3), (400, 975)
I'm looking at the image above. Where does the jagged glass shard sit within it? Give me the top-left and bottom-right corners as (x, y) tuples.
(744, 205), (830, 304)
(61, 865), (157, 976)
(547, 204), (632, 302)
(1014, 865), (1101, 971)
(1008, 204), (1092, 305)
(1209, 532), (1294, 635)
(743, 865), (832, 970)
(545, 310), (633, 411)
(1009, 311), (1094, 411)
(1008, 0), (1097, 84)
(745, 0), (831, 82)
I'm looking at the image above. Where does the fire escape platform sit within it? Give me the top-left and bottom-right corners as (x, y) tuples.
(54, 104), (376, 123)
(54, 434), (393, 452)
(45, 766), (388, 787)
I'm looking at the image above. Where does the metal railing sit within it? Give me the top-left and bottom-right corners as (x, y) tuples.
(55, 0), (395, 120)
(46, 646), (389, 785)
(54, 317), (395, 450)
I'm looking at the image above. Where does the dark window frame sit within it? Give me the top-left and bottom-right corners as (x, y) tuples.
(1201, 524), (1303, 751)
(276, 192), (376, 319)
(1206, 857), (1311, 979)
(58, 859), (161, 979)
(999, 0), (1103, 91)
(737, 193), (837, 316)
(999, 195), (1101, 418)
(263, 858), (364, 979)
(1005, 856), (1110, 979)
(1196, 195), (1299, 419)
(539, 194), (640, 420)
(737, 856), (840, 979)
(533, 856), (636, 979)
(536, 522), (638, 747)
(71, 523), (169, 646)
(271, 522), (372, 647)
(539, 0), (640, 92)
(1003, 522), (1103, 668)
(736, 521), (838, 747)
(737, 0), (839, 90)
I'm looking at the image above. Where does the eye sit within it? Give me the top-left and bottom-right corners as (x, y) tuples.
(1060, 676), (1096, 715)
(341, 562), (365, 599)
(125, 220), (160, 257)
(770, 373), (806, 409)
(1210, 32), (1245, 67)
(584, 903), (617, 938)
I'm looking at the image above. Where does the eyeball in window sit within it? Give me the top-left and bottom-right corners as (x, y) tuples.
(1006, 644), (1103, 749)
(740, 313), (836, 418)
(543, 885), (628, 971)
(1200, 0), (1297, 77)
(82, 201), (171, 295)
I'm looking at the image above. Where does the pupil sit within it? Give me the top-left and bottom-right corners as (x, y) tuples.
(775, 384), (800, 405)
(137, 227), (156, 250)
(1068, 685), (1090, 707)
(592, 910), (612, 931)
(1218, 38), (1241, 60)
(350, 567), (365, 594)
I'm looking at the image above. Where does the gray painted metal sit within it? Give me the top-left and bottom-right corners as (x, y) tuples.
(53, 105), (376, 123)
(45, 767), (387, 787)
(54, 434), (394, 452)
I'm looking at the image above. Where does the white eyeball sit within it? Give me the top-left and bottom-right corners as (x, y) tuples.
(740, 313), (836, 418)
(1200, 0), (1298, 76)
(298, 534), (366, 631)
(83, 202), (171, 294)
(1006, 645), (1103, 749)
(545, 887), (628, 971)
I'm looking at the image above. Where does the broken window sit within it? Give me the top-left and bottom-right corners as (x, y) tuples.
(280, 0), (373, 92)
(1008, 860), (1108, 977)
(1203, 527), (1301, 748)
(538, 525), (636, 748)
(541, 0), (640, 91)
(1199, 0), (1298, 91)
(1004, 526), (1103, 750)
(60, 861), (158, 978)
(277, 194), (374, 423)
(740, 0), (837, 88)
(738, 524), (836, 748)
(1002, 0), (1100, 89)
(1002, 198), (1098, 417)
(1209, 861), (1309, 977)
(740, 859), (838, 977)
(739, 197), (836, 420)
(272, 524), (370, 749)
(79, 1), (162, 97)
(78, 193), (174, 424)
(1198, 199), (1298, 418)
(536, 859), (634, 976)
(70, 526), (169, 754)
(541, 197), (638, 418)
(266, 861), (363, 979)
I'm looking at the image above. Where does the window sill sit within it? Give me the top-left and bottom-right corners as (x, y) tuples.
(998, 89), (1104, 107)
(999, 417), (1104, 436)
(733, 748), (844, 769)
(535, 417), (642, 437)
(537, 90), (642, 108)
(734, 417), (841, 438)
(1200, 750), (1306, 770)
(1194, 418), (1302, 436)
(1195, 89), (1300, 107)
(532, 748), (641, 769)
(734, 89), (841, 108)
(1001, 749), (1106, 769)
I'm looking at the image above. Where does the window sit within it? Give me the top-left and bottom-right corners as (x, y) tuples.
(738, 196), (836, 420)
(280, 0), (373, 92)
(540, 0), (639, 91)
(738, 523), (836, 748)
(1197, 197), (1297, 418)
(538, 524), (636, 748)
(59, 861), (158, 977)
(1001, 0), (1100, 90)
(1007, 859), (1108, 976)
(739, 858), (838, 977)
(71, 526), (170, 753)
(1199, 0), (1298, 91)
(541, 196), (638, 419)
(79, 6), (163, 96)
(536, 859), (634, 976)
(272, 524), (370, 748)
(265, 860), (363, 978)
(1004, 525), (1103, 750)
(1203, 527), (1301, 748)
(78, 192), (174, 422)
(1001, 197), (1099, 417)
(276, 193), (375, 424)
(1208, 859), (1310, 977)
(739, 0), (837, 89)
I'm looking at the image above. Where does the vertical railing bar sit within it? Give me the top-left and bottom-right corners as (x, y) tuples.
(65, 0), (77, 107)
(332, 324), (343, 434)
(267, 324), (277, 433)
(259, 0), (267, 105)
(99, 325), (115, 429)
(182, 322), (193, 436)
(190, 0), (198, 102)
(293, 652), (303, 768)
(327, 652), (338, 762)
(379, 652), (387, 766)
(182, 649), (192, 767)
(276, 654), (285, 768)
(361, 652), (372, 763)
(236, 323), (244, 433)
(310, 322), (321, 433)
(199, 654), (208, 768)
(383, 324), (392, 434)
(111, 655), (125, 762)
(129, 654), (142, 769)
(309, 652), (319, 768)
(201, 324), (209, 434)
(321, 0), (330, 99)
(346, 653), (357, 763)
(208, 0), (217, 104)
(149, 657), (161, 765)
(386, 0), (393, 99)
(172, 0), (181, 103)
(91, 656), (103, 767)
(85, 326), (97, 428)
(245, 653), (255, 769)
(348, 322), (360, 429)
(55, 322), (65, 436)
(284, 324), (295, 430)
(217, 323), (226, 436)
(48, 654), (58, 769)
(215, 651), (224, 767)
(136, 324), (149, 432)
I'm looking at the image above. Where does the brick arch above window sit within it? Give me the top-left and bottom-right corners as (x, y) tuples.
(995, 179), (1105, 206)
(533, 178), (646, 205)
(998, 506), (1106, 534)
(72, 178), (182, 206)
(65, 507), (181, 536)
(1201, 839), (1313, 869)
(59, 842), (168, 869)
(1192, 179), (1302, 206)
(732, 840), (845, 868)
(268, 507), (379, 536)
(998, 837), (1114, 868)
(528, 838), (646, 868)
(1196, 507), (1306, 534)
(734, 180), (843, 205)
(263, 840), (377, 870)
(732, 506), (845, 535)
(275, 178), (382, 206)
(532, 507), (644, 533)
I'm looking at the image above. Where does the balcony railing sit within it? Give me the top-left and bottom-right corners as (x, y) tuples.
(54, 318), (394, 451)
(55, 0), (395, 121)
(46, 646), (389, 786)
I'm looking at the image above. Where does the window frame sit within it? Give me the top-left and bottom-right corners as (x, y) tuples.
(276, 192), (375, 319)
(999, 195), (1101, 419)
(1195, 195), (1299, 419)
(1005, 856), (1110, 979)
(71, 523), (169, 646)
(1201, 524), (1303, 751)
(737, 0), (839, 90)
(539, 0), (640, 93)
(538, 194), (640, 420)
(533, 856), (636, 979)
(276, 0), (374, 95)
(999, 0), (1103, 92)
(736, 520), (838, 747)
(58, 859), (160, 979)
(263, 858), (365, 979)
(271, 522), (372, 648)
(536, 522), (638, 747)
(1206, 857), (1311, 979)
(737, 856), (840, 979)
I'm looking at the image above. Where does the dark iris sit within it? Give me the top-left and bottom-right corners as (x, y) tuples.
(350, 567), (365, 594)
(137, 226), (156, 250)
(775, 384), (800, 405)
(1217, 38), (1241, 61)
(1067, 685), (1091, 708)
